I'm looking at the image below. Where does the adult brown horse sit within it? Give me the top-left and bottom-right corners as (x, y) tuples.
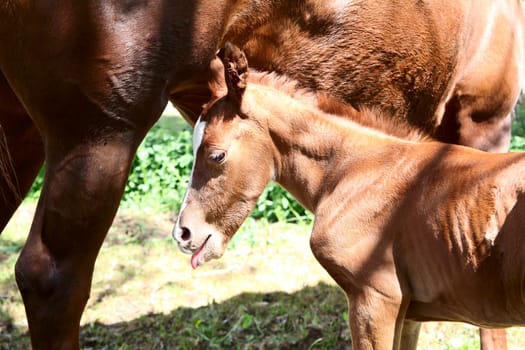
(0, 1), (523, 349)
(175, 43), (525, 350)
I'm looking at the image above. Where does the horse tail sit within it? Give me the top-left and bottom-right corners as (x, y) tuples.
(0, 124), (21, 207)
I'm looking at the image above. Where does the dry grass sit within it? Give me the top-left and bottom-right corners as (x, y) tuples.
(1, 203), (525, 349)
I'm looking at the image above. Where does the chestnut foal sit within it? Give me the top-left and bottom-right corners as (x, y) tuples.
(174, 45), (525, 349)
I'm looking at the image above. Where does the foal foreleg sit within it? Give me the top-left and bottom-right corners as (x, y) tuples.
(346, 287), (406, 350)
(14, 138), (137, 349)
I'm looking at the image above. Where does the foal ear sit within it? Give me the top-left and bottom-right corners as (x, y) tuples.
(218, 42), (248, 103)
(207, 55), (228, 100)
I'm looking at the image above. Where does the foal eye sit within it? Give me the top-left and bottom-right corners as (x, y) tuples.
(208, 151), (227, 164)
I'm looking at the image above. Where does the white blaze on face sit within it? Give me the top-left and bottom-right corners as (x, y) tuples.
(172, 117), (230, 269)
(192, 118), (208, 159)
(173, 117), (207, 236)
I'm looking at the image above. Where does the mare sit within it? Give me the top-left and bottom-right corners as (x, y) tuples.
(174, 44), (525, 350)
(0, 1), (523, 348)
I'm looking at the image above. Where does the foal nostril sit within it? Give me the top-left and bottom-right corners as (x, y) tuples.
(180, 227), (191, 241)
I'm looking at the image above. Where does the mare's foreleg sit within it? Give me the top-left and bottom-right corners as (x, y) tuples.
(14, 132), (143, 349)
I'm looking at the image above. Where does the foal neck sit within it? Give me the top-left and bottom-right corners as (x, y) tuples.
(245, 74), (413, 212)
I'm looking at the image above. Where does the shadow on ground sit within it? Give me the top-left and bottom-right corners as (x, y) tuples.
(1, 283), (351, 350)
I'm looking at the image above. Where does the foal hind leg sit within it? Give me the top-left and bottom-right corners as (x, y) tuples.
(435, 7), (524, 345)
(399, 320), (421, 350)
(436, 99), (512, 350)
(0, 73), (44, 230)
(480, 329), (508, 350)
(436, 79), (518, 350)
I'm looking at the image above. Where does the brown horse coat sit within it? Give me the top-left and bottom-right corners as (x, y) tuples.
(0, 1), (523, 348)
(175, 44), (525, 349)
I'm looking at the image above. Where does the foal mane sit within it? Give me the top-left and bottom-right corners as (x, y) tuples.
(248, 71), (431, 142)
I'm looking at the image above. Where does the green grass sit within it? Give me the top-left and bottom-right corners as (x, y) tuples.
(2, 107), (525, 348)
(2, 202), (525, 349)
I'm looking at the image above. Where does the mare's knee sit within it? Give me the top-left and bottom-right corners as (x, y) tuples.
(15, 245), (89, 311)
(15, 246), (54, 299)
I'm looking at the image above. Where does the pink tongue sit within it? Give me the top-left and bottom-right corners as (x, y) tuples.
(191, 245), (204, 269)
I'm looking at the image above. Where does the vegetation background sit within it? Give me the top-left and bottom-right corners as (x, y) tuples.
(1, 103), (525, 349)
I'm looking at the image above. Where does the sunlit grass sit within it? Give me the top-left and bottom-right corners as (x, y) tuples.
(2, 101), (525, 349)
(2, 202), (525, 349)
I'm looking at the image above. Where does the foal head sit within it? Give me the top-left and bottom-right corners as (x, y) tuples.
(173, 43), (275, 268)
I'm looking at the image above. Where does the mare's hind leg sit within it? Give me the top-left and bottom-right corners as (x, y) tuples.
(436, 104), (512, 350)
(435, 10), (522, 154)
(435, 93), (514, 154)
(0, 73), (44, 230)
(434, 8), (523, 348)
(433, 95), (514, 349)
(436, 78), (516, 350)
